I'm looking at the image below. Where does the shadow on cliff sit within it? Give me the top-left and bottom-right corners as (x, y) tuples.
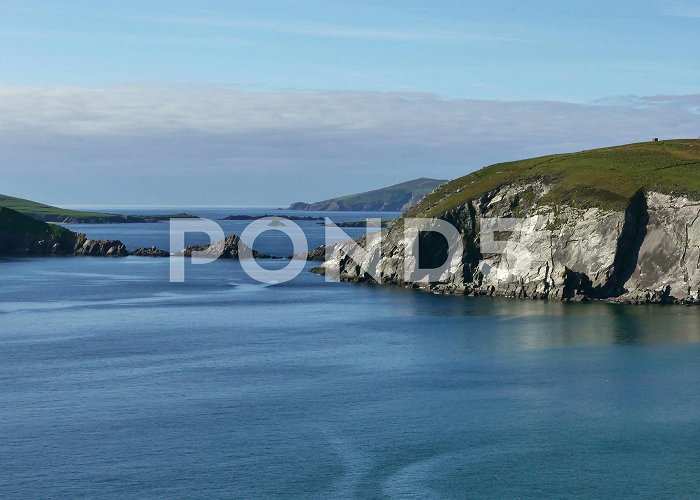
(597, 189), (649, 298)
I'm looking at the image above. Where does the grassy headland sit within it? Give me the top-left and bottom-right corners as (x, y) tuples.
(408, 139), (700, 217)
(0, 194), (196, 223)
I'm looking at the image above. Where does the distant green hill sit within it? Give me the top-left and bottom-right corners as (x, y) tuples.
(0, 194), (195, 223)
(289, 177), (447, 212)
(0, 194), (125, 223)
(407, 139), (700, 218)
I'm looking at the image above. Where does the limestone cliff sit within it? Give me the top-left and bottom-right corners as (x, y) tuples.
(318, 140), (700, 305)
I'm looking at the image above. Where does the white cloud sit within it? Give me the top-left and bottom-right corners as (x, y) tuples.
(1, 84), (699, 204)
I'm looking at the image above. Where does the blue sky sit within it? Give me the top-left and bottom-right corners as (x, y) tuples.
(3, 0), (700, 100)
(1, 0), (700, 205)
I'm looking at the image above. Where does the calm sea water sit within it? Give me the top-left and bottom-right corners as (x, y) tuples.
(61, 207), (397, 255)
(2, 209), (700, 498)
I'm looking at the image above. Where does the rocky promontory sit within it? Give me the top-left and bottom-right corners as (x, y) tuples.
(0, 207), (127, 257)
(73, 235), (128, 256)
(317, 140), (700, 305)
(0, 207), (277, 260)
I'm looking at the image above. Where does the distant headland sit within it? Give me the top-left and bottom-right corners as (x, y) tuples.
(288, 177), (446, 212)
(0, 193), (197, 224)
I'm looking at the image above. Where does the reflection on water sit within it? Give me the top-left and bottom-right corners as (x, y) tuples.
(2, 217), (700, 497)
(349, 281), (700, 350)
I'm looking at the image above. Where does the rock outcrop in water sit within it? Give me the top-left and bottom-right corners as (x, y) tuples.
(73, 235), (128, 256)
(183, 234), (275, 259)
(317, 140), (700, 305)
(130, 246), (170, 257)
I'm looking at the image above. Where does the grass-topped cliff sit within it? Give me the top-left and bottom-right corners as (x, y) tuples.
(0, 207), (129, 256)
(322, 139), (700, 304)
(408, 139), (700, 218)
(0, 207), (72, 239)
(0, 207), (78, 254)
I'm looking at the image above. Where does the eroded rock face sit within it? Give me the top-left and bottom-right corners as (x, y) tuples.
(319, 183), (700, 304)
(182, 234), (274, 259)
(622, 192), (700, 301)
(72, 234), (128, 256)
(303, 244), (327, 262)
(130, 246), (170, 257)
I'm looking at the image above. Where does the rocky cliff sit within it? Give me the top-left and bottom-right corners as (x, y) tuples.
(73, 234), (128, 256)
(317, 140), (700, 305)
(0, 207), (127, 256)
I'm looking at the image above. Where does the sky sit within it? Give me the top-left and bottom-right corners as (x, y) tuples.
(1, 0), (700, 206)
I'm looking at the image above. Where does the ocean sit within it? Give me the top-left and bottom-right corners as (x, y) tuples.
(1, 208), (700, 498)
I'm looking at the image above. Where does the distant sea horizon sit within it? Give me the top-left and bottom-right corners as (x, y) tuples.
(58, 204), (291, 210)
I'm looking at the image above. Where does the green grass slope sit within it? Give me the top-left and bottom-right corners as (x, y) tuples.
(408, 139), (700, 218)
(0, 206), (71, 238)
(0, 194), (122, 221)
(0, 206), (80, 255)
(290, 177), (447, 211)
(0, 194), (196, 223)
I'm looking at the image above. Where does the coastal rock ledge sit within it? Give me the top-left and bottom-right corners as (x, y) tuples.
(0, 207), (127, 257)
(318, 185), (700, 306)
(130, 246), (170, 257)
(73, 235), (128, 256)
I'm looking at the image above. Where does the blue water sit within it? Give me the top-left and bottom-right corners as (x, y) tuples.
(61, 208), (398, 255)
(2, 210), (700, 498)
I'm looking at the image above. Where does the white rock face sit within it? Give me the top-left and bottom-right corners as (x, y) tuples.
(624, 192), (700, 300)
(320, 184), (700, 304)
(476, 206), (623, 299)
